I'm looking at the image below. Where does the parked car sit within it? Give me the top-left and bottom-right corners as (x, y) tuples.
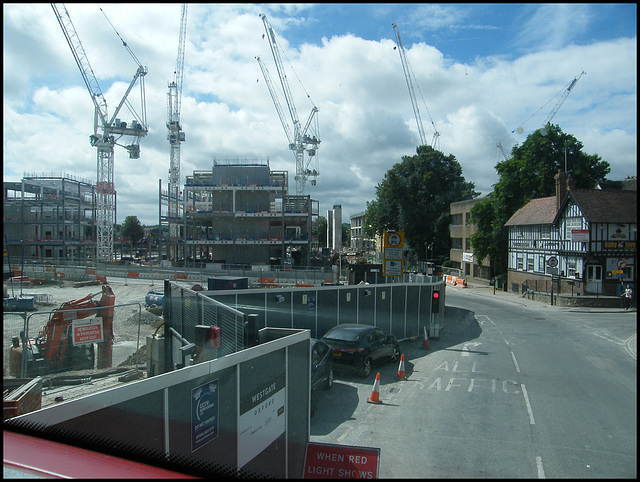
(321, 324), (401, 378)
(311, 338), (334, 416)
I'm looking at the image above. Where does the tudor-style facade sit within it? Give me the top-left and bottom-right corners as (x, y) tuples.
(505, 170), (636, 297)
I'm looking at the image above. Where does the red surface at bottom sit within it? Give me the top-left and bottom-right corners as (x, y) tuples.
(3, 430), (197, 479)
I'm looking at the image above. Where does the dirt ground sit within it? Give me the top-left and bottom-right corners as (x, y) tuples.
(3, 278), (177, 409)
(3, 277), (166, 377)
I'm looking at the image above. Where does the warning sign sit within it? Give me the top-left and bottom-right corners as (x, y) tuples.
(72, 318), (104, 345)
(303, 442), (380, 479)
(383, 231), (404, 277)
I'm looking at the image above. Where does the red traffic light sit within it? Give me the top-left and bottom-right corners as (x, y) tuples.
(433, 291), (440, 299)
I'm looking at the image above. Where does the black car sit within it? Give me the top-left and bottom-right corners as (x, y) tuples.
(321, 324), (401, 378)
(310, 339), (334, 416)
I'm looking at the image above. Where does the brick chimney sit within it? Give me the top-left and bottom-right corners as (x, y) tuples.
(555, 169), (568, 211)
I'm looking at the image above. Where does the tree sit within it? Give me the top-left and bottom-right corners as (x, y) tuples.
(121, 215), (144, 246)
(366, 145), (478, 262)
(470, 124), (610, 274)
(314, 216), (327, 248)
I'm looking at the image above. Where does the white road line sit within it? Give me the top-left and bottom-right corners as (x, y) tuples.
(510, 351), (521, 373)
(521, 384), (535, 425)
(536, 456), (545, 478)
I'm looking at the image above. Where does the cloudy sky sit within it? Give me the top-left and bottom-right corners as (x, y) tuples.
(3, 3), (637, 226)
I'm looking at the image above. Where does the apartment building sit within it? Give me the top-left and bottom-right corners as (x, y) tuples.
(449, 196), (493, 283)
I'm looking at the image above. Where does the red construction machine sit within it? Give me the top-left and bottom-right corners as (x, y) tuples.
(9, 285), (116, 377)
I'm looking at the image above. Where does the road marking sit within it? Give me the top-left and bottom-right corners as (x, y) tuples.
(536, 456), (545, 478)
(592, 332), (625, 345)
(521, 384), (535, 425)
(461, 341), (482, 356)
(510, 351), (521, 373)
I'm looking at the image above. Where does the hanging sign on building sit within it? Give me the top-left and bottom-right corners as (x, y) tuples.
(571, 229), (589, 243)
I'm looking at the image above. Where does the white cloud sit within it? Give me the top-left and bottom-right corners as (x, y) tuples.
(3, 4), (636, 226)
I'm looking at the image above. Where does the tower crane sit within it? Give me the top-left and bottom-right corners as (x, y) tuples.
(52, 4), (148, 262)
(167, 4), (188, 255)
(258, 13), (319, 195)
(539, 70), (586, 136)
(497, 70), (586, 160)
(392, 23), (440, 150)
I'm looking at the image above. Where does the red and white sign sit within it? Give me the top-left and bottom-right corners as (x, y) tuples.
(571, 229), (589, 243)
(72, 318), (104, 346)
(303, 442), (380, 479)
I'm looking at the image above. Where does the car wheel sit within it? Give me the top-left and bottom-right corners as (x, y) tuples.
(360, 358), (372, 378)
(390, 345), (400, 362)
(324, 368), (334, 390)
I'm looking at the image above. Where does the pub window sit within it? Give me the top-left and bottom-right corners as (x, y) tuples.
(527, 256), (535, 271)
(565, 217), (582, 239)
(517, 256), (524, 270)
(541, 225), (551, 239)
(538, 256), (546, 272)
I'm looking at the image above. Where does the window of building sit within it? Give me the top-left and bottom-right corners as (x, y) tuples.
(567, 258), (577, 277)
(538, 256), (546, 273)
(450, 214), (463, 226)
(541, 225), (551, 239)
(527, 256), (535, 271)
(565, 217), (582, 239)
(465, 238), (471, 250)
(451, 238), (462, 250)
(465, 212), (471, 225)
(517, 255), (523, 270)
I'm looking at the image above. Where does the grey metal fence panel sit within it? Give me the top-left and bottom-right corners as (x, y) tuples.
(374, 286), (391, 334)
(315, 288), (339, 337)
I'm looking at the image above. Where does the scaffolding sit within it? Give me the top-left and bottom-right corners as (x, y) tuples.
(162, 159), (318, 267)
(3, 174), (97, 264)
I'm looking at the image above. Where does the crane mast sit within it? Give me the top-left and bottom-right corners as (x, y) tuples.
(52, 4), (148, 262)
(539, 70), (586, 135)
(167, 4), (188, 256)
(259, 13), (319, 195)
(393, 23), (440, 150)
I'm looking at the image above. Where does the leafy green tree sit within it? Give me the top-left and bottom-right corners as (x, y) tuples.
(366, 145), (478, 262)
(470, 124), (610, 274)
(121, 215), (144, 246)
(314, 216), (327, 248)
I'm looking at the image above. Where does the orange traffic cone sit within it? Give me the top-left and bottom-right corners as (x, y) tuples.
(422, 326), (430, 350)
(396, 354), (406, 380)
(367, 372), (382, 404)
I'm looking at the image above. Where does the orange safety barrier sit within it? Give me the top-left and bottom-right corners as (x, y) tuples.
(126, 272), (140, 278)
(86, 269), (96, 275)
(173, 273), (188, 280)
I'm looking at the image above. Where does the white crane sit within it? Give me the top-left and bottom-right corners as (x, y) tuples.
(497, 70), (586, 160)
(539, 70), (586, 136)
(167, 4), (187, 250)
(392, 23), (440, 150)
(258, 13), (319, 195)
(52, 4), (148, 262)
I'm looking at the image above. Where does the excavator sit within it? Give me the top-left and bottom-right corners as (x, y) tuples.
(9, 285), (116, 378)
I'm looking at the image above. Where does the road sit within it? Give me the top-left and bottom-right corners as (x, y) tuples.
(309, 284), (637, 478)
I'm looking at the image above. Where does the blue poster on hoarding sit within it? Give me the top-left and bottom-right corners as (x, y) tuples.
(191, 379), (219, 452)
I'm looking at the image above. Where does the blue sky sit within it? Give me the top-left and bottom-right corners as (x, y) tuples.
(3, 3), (637, 225)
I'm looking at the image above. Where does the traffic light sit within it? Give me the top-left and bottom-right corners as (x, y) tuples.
(432, 289), (440, 314)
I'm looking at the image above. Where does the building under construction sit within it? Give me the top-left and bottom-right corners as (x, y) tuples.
(3, 174), (96, 264)
(160, 159), (319, 266)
